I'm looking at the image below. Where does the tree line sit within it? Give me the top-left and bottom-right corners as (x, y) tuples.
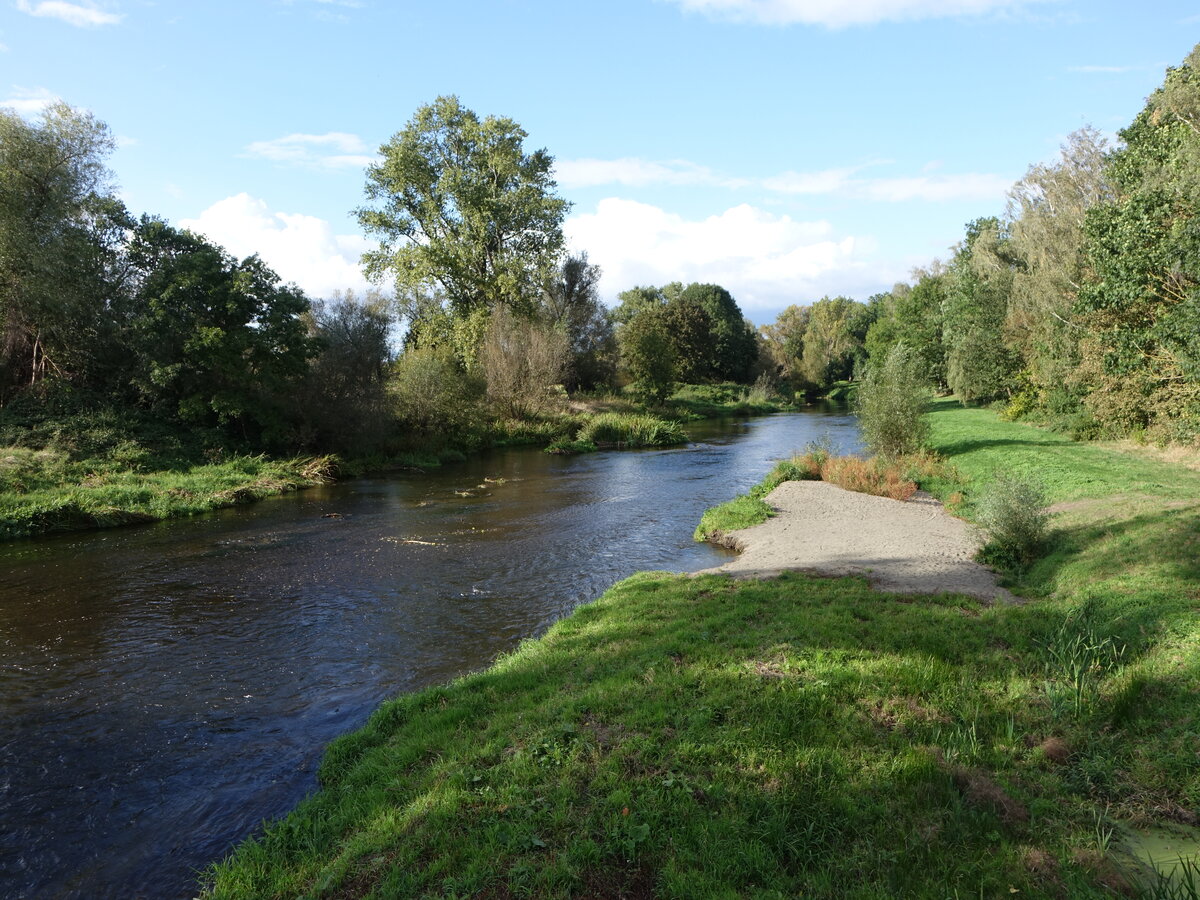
(0, 96), (766, 459)
(761, 43), (1200, 444)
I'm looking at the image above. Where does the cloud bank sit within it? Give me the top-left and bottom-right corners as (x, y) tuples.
(180, 194), (372, 298)
(566, 198), (895, 316)
(16, 0), (122, 28)
(244, 132), (376, 170)
(660, 0), (1046, 27)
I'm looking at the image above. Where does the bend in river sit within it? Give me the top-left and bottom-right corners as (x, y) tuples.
(0, 410), (859, 899)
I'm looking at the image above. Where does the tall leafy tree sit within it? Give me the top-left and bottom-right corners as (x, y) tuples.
(618, 305), (676, 405)
(541, 252), (616, 390)
(358, 96), (569, 363)
(0, 103), (128, 397)
(678, 282), (758, 381)
(1078, 43), (1200, 439)
(760, 303), (810, 383)
(943, 218), (1020, 404)
(1006, 127), (1113, 407)
(799, 296), (868, 387)
(125, 219), (315, 441)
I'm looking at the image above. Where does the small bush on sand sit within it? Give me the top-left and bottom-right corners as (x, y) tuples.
(975, 474), (1050, 569)
(856, 342), (931, 458)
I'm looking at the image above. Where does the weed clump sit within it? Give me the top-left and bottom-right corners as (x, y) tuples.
(575, 412), (687, 448)
(975, 474), (1050, 569)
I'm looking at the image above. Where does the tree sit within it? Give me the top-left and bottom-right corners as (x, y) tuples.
(478, 305), (569, 418)
(1006, 127), (1113, 404)
(856, 342), (931, 458)
(942, 218), (1020, 404)
(760, 303), (810, 385)
(660, 293), (714, 383)
(541, 252), (616, 391)
(125, 218), (315, 441)
(358, 96), (569, 363)
(299, 291), (394, 450)
(799, 296), (867, 387)
(678, 282), (758, 381)
(0, 102), (128, 397)
(618, 306), (676, 405)
(1077, 43), (1200, 440)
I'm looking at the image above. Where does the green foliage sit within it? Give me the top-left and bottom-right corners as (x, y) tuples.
(125, 219), (316, 443)
(943, 218), (1020, 404)
(358, 95), (568, 363)
(799, 296), (870, 388)
(1005, 128), (1113, 409)
(0, 102), (128, 396)
(677, 283), (758, 382)
(389, 347), (483, 437)
(974, 474), (1050, 570)
(540, 252), (616, 391)
(617, 306), (676, 405)
(297, 292), (394, 453)
(0, 391), (334, 538)
(856, 343), (932, 458)
(1077, 48), (1200, 441)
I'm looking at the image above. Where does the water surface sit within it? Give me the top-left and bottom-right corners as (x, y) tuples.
(0, 410), (858, 898)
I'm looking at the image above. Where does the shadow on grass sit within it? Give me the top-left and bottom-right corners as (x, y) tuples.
(205, 564), (1198, 898)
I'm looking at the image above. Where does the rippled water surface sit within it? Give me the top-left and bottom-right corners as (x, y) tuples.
(0, 410), (858, 898)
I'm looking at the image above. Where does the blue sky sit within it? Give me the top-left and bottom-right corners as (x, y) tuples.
(3, 0), (1198, 323)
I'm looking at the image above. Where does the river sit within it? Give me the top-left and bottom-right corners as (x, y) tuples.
(0, 409), (859, 899)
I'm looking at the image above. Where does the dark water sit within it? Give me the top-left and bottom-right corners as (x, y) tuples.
(0, 410), (859, 899)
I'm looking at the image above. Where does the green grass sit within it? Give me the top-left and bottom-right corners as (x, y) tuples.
(693, 458), (816, 542)
(665, 381), (789, 420)
(203, 401), (1200, 897)
(575, 412), (688, 449)
(0, 448), (335, 539)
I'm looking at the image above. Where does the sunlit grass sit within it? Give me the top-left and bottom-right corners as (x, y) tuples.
(205, 403), (1200, 896)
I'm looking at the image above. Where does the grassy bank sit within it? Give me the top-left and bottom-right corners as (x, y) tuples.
(0, 378), (793, 541)
(0, 397), (693, 540)
(203, 403), (1200, 897)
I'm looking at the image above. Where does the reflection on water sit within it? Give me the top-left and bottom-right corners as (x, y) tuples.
(0, 410), (858, 898)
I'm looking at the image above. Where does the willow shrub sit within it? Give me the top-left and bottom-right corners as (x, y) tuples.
(974, 473), (1050, 569)
(855, 342), (932, 458)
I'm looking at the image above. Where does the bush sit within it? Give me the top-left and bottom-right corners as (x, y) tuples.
(856, 343), (931, 458)
(975, 474), (1050, 569)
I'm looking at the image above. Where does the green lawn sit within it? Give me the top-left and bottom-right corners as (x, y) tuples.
(203, 403), (1200, 899)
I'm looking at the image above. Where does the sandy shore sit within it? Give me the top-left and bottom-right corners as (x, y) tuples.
(702, 480), (1014, 602)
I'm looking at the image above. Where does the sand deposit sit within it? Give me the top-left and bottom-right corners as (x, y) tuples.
(703, 480), (1014, 602)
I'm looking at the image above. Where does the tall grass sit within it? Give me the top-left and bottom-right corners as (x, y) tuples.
(575, 412), (687, 448)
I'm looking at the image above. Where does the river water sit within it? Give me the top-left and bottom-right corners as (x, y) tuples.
(0, 410), (859, 899)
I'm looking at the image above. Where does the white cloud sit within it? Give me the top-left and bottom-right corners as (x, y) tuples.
(761, 165), (862, 194)
(857, 172), (1012, 202)
(661, 0), (1046, 27)
(244, 132), (376, 170)
(556, 157), (747, 189)
(180, 193), (371, 298)
(565, 197), (886, 315)
(1, 86), (60, 115)
(16, 0), (122, 28)
(560, 155), (1010, 204)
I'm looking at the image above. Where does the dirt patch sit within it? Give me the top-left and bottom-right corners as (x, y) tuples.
(700, 481), (1015, 602)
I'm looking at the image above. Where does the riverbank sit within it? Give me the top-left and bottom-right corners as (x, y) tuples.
(0, 385), (786, 541)
(201, 402), (1200, 898)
